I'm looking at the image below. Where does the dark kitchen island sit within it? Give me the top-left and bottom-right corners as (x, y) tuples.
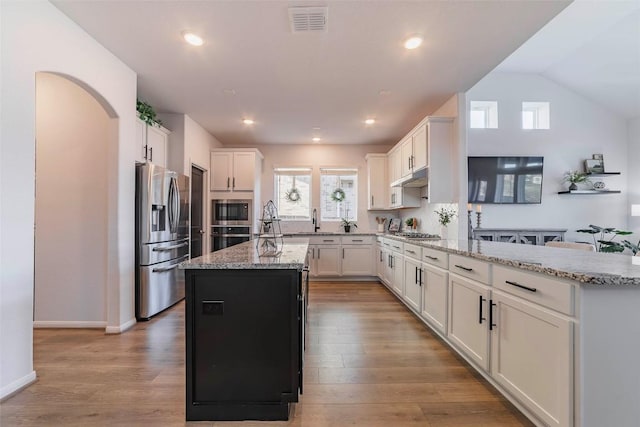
(179, 238), (309, 421)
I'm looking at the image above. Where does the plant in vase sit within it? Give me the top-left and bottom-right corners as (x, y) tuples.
(576, 224), (633, 252)
(341, 218), (357, 233)
(563, 170), (591, 191)
(435, 207), (457, 239)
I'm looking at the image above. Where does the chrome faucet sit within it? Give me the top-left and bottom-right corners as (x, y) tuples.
(312, 208), (320, 232)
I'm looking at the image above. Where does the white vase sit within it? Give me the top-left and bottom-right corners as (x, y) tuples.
(440, 225), (448, 240)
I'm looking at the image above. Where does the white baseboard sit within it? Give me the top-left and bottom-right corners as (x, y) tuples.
(33, 320), (107, 329)
(0, 371), (37, 401)
(105, 317), (136, 334)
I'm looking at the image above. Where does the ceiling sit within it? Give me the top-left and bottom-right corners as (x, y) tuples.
(52, 0), (570, 146)
(496, 1), (640, 120)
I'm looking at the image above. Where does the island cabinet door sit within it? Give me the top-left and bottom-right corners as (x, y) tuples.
(490, 291), (572, 427)
(185, 269), (301, 421)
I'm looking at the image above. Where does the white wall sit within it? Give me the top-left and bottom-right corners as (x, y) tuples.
(34, 73), (109, 326)
(628, 117), (640, 237)
(1, 1), (137, 399)
(466, 72), (629, 243)
(232, 144), (393, 233)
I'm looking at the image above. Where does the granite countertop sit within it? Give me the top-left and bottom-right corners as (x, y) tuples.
(282, 231), (377, 236)
(179, 238), (309, 271)
(378, 234), (640, 286)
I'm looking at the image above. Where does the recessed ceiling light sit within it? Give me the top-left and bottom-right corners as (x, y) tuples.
(312, 127), (321, 131)
(365, 119), (376, 125)
(243, 119), (254, 125)
(182, 31), (204, 46)
(312, 137), (321, 142)
(222, 88), (236, 95)
(378, 90), (391, 96)
(404, 35), (423, 50)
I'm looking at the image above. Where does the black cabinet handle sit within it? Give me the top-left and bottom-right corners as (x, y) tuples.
(379, 251), (383, 262)
(144, 144), (148, 160)
(352, 239), (363, 242)
(406, 250), (416, 254)
(479, 296), (486, 324)
(232, 177), (235, 189)
(489, 300), (497, 330)
(455, 264), (473, 272)
(342, 248), (345, 259)
(415, 266), (418, 284)
(227, 177), (230, 188)
(149, 146), (153, 162)
(418, 268), (423, 286)
(505, 280), (537, 293)
(424, 255), (438, 261)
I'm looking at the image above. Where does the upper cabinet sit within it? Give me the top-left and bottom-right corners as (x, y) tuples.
(388, 116), (455, 204)
(210, 149), (263, 194)
(365, 154), (388, 210)
(398, 124), (428, 181)
(136, 117), (170, 167)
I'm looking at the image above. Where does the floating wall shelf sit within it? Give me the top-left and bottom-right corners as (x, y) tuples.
(558, 190), (621, 195)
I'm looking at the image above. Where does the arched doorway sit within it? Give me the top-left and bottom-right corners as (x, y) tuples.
(34, 72), (116, 328)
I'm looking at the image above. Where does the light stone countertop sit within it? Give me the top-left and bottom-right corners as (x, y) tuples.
(378, 234), (640, 286)
(179, 238), (309, 271)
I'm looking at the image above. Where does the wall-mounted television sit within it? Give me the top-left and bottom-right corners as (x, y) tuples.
(468, 156), (544, 204)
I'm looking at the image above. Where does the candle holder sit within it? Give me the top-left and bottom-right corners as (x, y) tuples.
(476, 211), (482, 229)
(467, 210), (474, 240)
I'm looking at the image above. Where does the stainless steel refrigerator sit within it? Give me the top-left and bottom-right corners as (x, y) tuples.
(135, 163), (190, 320)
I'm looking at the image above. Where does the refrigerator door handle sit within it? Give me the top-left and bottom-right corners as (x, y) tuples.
(152, 254), (189, 273)
(152, 241), (189, 251)
(168, 176), (180, 233)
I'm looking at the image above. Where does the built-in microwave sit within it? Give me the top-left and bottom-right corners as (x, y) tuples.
(212, 199), (251, 225)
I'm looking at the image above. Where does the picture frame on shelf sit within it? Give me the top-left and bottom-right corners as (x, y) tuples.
(585, 158), (604, 174)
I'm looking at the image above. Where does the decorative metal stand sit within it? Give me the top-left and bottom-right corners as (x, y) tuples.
(467, 209), (474, 240)
(476, 211), (482, 229)
(257, 200), (283, 255)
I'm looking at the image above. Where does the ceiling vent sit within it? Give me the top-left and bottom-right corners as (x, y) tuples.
(288, 6), (328, 33)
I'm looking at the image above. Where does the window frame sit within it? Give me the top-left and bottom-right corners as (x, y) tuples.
(319, 168), (358, 222)
(470, 101), (498, 129)
(273, 167), (312, 221)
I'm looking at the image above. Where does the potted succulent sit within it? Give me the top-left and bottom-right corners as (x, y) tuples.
(341, 218), (357, 233)
(563, 170), (591, 191)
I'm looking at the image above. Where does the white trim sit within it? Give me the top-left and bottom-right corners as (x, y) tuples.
(0, 371), (37, 401)
(33, 321), (107, 329)
(105, 317), (136, 334)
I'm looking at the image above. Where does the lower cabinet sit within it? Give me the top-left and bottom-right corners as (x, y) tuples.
(389, 252), (404, 296)
(342, 245), (373, 276)
(491, 291), (572, 427)
(420, 263), (448, 335)
(403, 257), (422, 312)
(447, 273), (492, 371)
(314, 245), (341, 277)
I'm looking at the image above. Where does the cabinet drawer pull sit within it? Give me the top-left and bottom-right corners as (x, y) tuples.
(352, 239), (363, 242)
(227, 177), (230, 188)
(505, 280), (537, 293)
(406, 249), (416, 254)
(454, 264), (473, 272)
(418, 268), (423, 286)
(323, 239), (334, 243)
(149, 147), (153, 161)
(489, 300), (497, 330)
(424, 255), (438, 261)
(232, 177), (235, 189)
(393, 245), (401, 250)
(478, 296), (486, 324)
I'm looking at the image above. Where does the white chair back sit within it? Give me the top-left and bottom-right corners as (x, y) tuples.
(545, 241), (596, 252)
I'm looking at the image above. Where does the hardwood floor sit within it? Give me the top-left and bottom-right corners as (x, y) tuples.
(1, 282), (534, 426)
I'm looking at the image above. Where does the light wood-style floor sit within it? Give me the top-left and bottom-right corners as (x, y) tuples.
(1, 282), (533, 427)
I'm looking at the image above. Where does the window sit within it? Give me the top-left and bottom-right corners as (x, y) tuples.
(522, 102), (550, 129)
(274, 168), (311, 220)
(320, 168), (358, 221)
(470, 101), (498, 129)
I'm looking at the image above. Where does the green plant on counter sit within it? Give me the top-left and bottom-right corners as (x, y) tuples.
(341, 218), (357, 228)
(622, 239), (640, 256)
(576, 224), (633, 253)
(435, 207), (457, 227)
(563, 170), (591, 184)
(136, 99), (162, 127)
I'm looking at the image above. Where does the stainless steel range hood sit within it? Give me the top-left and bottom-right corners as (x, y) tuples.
(391, 167), (428, 188)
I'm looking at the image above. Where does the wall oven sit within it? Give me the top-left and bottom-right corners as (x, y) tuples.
(211, 199), (252, 251)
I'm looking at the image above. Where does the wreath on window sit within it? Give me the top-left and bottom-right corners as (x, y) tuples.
(331, 188), (346, 202)
(285, 187), (301, 203)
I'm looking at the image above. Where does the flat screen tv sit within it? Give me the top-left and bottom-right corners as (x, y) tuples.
(468, 156), (544, 204)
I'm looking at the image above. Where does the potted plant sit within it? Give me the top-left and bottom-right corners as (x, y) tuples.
(563, 170), (591, 191)
(341, 218), (357, 233)
(435, 207), (457, 239)
(576, 224), (633, 252)
(136, 99), (162, 127)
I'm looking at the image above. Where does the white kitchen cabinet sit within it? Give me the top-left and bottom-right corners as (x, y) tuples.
(491, 290), (572, 427)
(341, 245), (374, 276)
(136, 117), (169, 167)
(399, 124), (428, 180)
(210, 149), (262, 193)
(448, 273), (491, 371)
(423, 117), (454, 203)
(403, 256), (422, 312)
(365, 154), (388, 210)
(390, 252), (404, 296)
(400, 136), (413, 179)
(386, 148), (420, 209)
(420, 263), (448, 335)
(315, 245), (341, 277)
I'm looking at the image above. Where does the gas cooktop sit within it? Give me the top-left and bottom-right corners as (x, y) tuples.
(394, 232), (441, 239)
